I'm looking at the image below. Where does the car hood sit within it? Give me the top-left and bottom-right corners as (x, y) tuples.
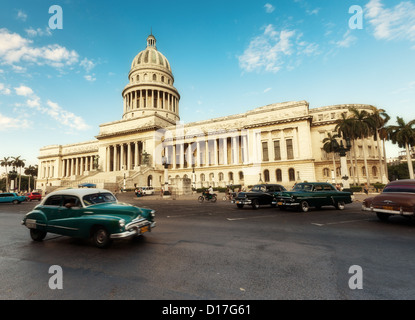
(84, 202), (151, 220)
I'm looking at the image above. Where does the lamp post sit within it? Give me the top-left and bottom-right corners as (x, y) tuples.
(336, 138), (352, 189)
(162, 156), (170, 196)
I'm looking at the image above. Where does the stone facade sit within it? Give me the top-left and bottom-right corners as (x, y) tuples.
(36, 34), (384, 193)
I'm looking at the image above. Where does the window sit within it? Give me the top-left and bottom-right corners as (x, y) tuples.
(323, 168), (330, 177)
(219, 172), (224, 181)
(44, 195), (61, 206)
(63, 195), (81, 207)
(276, 169), (282, 182)
(238, 171), (244, 180)
(264, 169), (270, 182)
(288, 168), (295, 181)
(200, 173), (205, 182)
(262, 141), (269, 161)
(274, 140), (281, 160)
(152, 74), (156, 81)
(372, 166), (377, 177)
(286, 139), (294, 159)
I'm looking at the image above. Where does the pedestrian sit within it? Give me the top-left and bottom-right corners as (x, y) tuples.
(364, 183), (369, 195)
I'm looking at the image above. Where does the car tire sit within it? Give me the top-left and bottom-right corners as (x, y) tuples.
(92, 227), (112, 248)
(12, 200), (19, 204)
(335, 201), (345, 210)
(252, 199), (260, 210)
(236, 203), (244, 209)
(299, 200), (309, 212)
(376, 212), (390, 222)
(30, 229), (47, 242)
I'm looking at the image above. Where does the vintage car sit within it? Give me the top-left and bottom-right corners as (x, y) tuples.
(232, 184), (286, 209)
(272, 182), (353, 212)
(0, 192), (27, 204)
(21, 188), (156, 248)
(362, 179), (415, 221)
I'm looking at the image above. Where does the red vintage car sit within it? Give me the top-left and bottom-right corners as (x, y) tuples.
(25, 192), (42, 201)
(362, 179), (415, 221)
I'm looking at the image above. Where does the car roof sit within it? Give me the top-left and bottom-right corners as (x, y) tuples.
(387, 179), (415, 185)
(45, 188), (113, 199)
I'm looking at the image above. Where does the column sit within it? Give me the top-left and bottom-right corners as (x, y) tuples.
(127, 142), (132, 170)
(213, 138), (218, 166)
(135, 142), (139, 168)
(222, 137), (228, 165)
(113, 144), (118, 171)
(120, 144), (124, 170)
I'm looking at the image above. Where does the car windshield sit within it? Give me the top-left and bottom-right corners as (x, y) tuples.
(82, 192), (117, 206)
(292, 184), (313, 191)
(251, 185), (266, 192)
(383, 185), (415, 194)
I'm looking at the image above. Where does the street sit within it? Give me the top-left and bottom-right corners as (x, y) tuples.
(1, 193), (415, 300)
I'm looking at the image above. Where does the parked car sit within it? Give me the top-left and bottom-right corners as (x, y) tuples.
(232, 184), (286, 209)
(137, 186), (155, 195)
(362, 179), (415, 221)
(0, 192), (27, 204)
(273, 182), (353, 212)
(25, 192), (42, 201)
(21, 188), (156, 248)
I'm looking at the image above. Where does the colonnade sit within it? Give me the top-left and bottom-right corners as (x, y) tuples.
(123, 89), (178, 113)
(105, 141), (144, 172)
(61, 155), (97, 177)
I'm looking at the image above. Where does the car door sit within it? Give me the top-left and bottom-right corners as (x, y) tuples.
(49, 195), (83, 236)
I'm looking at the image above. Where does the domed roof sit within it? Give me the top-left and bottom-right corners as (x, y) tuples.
(130, 34), (171, 72)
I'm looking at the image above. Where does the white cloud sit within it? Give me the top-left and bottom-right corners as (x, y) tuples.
(335, 30), (357, 48)
(0, 28), (80, 70)
(16, 10), (27, 22)
(264, 3), (275, 13)
(15, 85), (34, 96)
(25, 27), (52, 37)
(0, 83), (11, 95)
(84, 74), (96, 82)
(80, 58), (96, 73)
(46, 100), (90, 130)
(0, 113), (29, 130)
(365, 0), (415, 42)
(238, 24), (319, 73)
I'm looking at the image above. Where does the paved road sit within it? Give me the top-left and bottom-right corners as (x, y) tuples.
(1, 193), (415, 300)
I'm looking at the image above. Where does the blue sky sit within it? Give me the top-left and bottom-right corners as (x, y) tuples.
(1, 0), (415, 171)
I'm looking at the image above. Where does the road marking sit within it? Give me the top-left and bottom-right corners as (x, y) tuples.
(311, 218), (371, 226)
(227, 215), (276, 221)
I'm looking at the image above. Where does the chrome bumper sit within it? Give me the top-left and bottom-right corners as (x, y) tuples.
(362, 205), (414, 216)
(232, 199), (252, 205)
(111, 221), (156, 239)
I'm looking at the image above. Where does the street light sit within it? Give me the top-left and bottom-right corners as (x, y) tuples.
(336, 137), (352, 189)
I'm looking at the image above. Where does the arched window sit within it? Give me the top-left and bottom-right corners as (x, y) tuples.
(200, 173), (205, 182)
(372, 166), (377, 177)
(209, 173), (214, 181)
(362, 166), (366, 176)
(264, 169), (270, 182)
(276, 169), (282, 182)
(228, 172), (234, 181)
(161, 76), (165, 83)
(152, 74), (156, 81)
(219, 172), (224, 181)
(136, 75), (139, 81)
(288, 168), (295, 181)
(238, 171), (244, 181)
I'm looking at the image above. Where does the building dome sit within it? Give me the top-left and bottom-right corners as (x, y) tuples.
(122, 34), (180, 123)
(130, 35), (172, 73)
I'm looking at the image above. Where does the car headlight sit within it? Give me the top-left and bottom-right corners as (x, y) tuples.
(119, 219), (126, 228)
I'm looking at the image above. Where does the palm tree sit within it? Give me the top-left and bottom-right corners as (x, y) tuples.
(322, 132), (340, 183)
(1, 157), (12, 191)
(335, 112), (359, 185)
(368, 107), (390, 183)
(11, 156), (25, 192)
(24, 165), (38, 192)
(386, 117), (415, 179)
(348, 107), (372, 186)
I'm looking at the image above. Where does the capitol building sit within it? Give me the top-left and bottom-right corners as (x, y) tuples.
(37, 34), (384, 194)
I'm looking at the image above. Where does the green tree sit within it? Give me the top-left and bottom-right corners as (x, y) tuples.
(11, 156), (26, 192)
(386, 117), (415, 179)
(322, 132), (340, 183)
(1, 157), (12, 191)
(24, 165), (38, 192)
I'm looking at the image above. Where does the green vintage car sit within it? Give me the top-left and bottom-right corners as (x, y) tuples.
(272, 182), (352, 212)
(21, 188), (156, 248)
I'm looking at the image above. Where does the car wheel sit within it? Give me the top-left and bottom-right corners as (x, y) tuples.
(92, 227), (112, 248)
(252, 199), (260, 210)
(198, 196), (204, 203)
(236, 203), (244, 209)
(335, 201), (345, 210)
(30, 229), (47, 242)
(12, 200), (19, 204)
(299, 200), (309, 212)
(376, 212), (390, 222)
